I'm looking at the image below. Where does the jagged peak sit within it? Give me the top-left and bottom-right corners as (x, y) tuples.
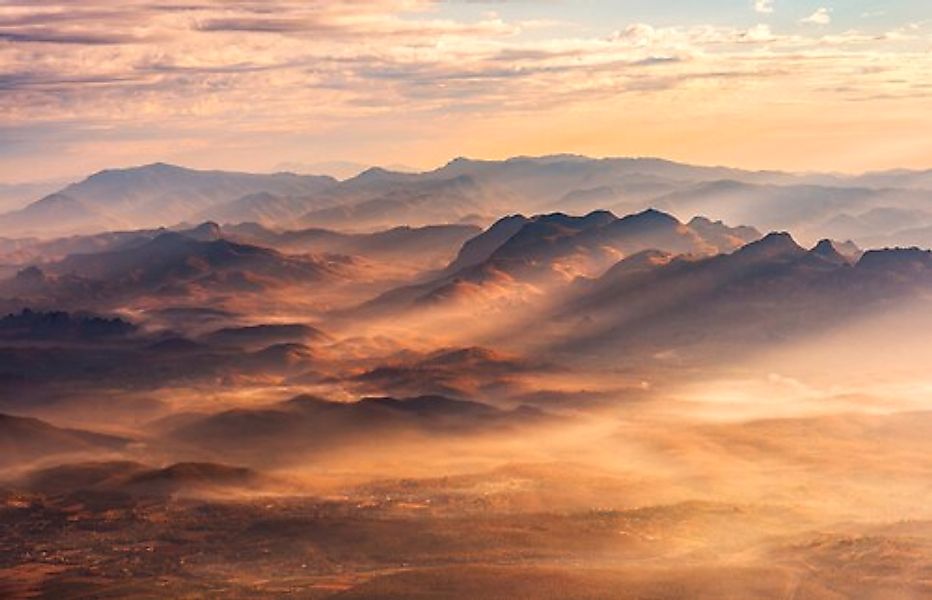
(734, 231), (805, 260)
(811, 239), (845, 257)
(490, 214), (529, 227)
(805, 239), (852, 266)
(618, 207), (681, 227)
(582, 209), (618, 223)
(687, 215), (717, 227)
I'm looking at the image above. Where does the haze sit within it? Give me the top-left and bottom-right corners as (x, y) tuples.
(1, 2), (931, 599)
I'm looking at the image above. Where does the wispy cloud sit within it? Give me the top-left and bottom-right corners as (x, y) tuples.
(754, 0), (775, 15)
(801, 7), (832, 25)
(0, 1), (929, 178)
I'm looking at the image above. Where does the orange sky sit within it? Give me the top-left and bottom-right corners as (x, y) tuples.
(1, 1), (931, 181)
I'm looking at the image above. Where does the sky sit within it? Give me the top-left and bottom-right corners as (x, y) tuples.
(1, 0), (931, 183)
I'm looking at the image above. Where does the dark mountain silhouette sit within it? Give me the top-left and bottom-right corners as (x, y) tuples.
(365, 209), (760, 312)
(543, 234), (932, 365)
(168, 394), (546, 462)
(245, 343), (318, 376)
(857, 247), (932, 272)
(10, 232), (347, 299)
(0, 221), (229, 266)
(145, 337), (207, 354)
(20, 460), (148, 495)
(181, 221), (223, 242)
(807, 239), (856, 266)
(0, 308), (137, 340)
(20, 460), (263, 497)
(0, 321), (325, 392)
(480, 208), (758, 275)
(120, 462), (263, 496)
(441, 215), (531, 275)
(202, 323), (328, 348)
(0, 413), (130, 468)
(349, 346), (539, 398)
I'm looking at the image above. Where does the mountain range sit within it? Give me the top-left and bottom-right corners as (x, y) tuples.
(2, 156), (930, 248)
(1, 230), (350, 304)
(0, 163), (336, 237)
(0, 176), (930, 598)
(164, 394), (546, 465)
(0, 412), (130, 468)
(364, 209), (761, 314)
(535, 233), (931, 367)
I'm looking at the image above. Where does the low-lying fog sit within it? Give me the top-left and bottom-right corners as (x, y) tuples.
(1, 208), (930, 599)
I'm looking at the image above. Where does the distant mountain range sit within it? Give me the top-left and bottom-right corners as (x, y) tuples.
(1, 156), (929, 247)
(0, 163), (336, 237)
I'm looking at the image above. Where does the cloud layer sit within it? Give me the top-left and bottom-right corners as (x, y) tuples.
(1, 1), (931, 179)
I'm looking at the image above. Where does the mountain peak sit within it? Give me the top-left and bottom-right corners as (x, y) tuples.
(636, 207), (678, 221)
(813, 239), (849, 258)
(687, 216), (716, 227)
(89, 162), (189, 180)
(734, 231), (805, 261)
(617, 208), (681, 228)
(344, 165), (413, 185)
(359, 166), (391, 177)
(581, 209), (618, 225)
(183, 221), (223, 242)
(142, 161), (185, 172)
(806, 239), (853, 267)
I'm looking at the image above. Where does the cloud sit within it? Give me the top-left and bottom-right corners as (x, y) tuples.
(801, 8), (832, 25)
(0, 29), (143, 44)
(0, 1), (929, 178)
(754, 0), (774, 15)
